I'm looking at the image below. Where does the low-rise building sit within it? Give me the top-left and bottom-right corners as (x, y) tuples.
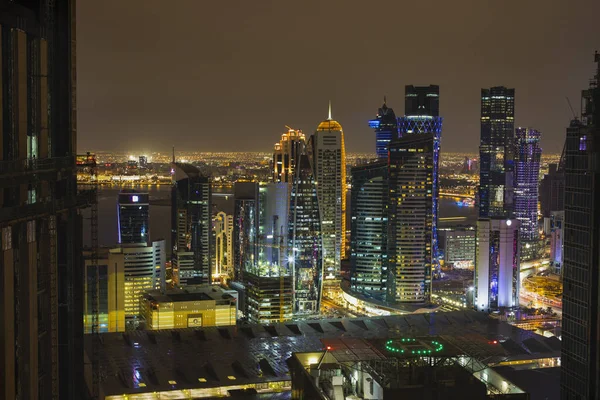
(140, 285), (236, 329)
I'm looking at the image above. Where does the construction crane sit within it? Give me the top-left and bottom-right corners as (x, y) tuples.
(76, 153), (99, 400)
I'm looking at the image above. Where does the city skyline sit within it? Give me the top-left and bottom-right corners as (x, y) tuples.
(77, 1), (600, 155)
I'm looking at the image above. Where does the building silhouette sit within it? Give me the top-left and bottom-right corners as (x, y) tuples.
(0, 2), (83, 399)
(560, 53), (600, 399)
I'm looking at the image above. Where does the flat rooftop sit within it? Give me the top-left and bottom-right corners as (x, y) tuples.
(87, 311), (559, 398)
(143, 285), (234, 303)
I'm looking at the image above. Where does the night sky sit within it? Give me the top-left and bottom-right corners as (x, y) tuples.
(77, 0), (600, 154)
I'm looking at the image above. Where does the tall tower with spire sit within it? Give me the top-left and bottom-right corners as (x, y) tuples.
(309, 102), (347, 282)
(369, 97), (398, 159)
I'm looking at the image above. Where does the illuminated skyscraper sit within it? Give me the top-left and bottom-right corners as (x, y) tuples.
(289, 152), (322, 314)
(309, 103), (347, 280)
(273, 127), (306, 183)
(369, 97), (398, 159)
(117, 190), (149, 245)
(350, 161), (388, 297)
(479, 86), (515, 218)
(561, 54), (600, 399)
(475, 87), (520, 313)
(475, 218), (520, 311)
(232, 181), (260, 282)
(171, 163), (212, 285)
(213, 212), (233, 277)
(513, 127), (542, 259)
(387, 135), (437, 303)
(0, 2), (83, 398)
(397, 84), (442, 278)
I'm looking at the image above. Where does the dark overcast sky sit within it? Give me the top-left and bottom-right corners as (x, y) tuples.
(77, 0), (600, 155)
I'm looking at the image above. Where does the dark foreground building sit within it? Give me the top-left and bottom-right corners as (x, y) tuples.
(85, 311), (557, 399)
(560, 53), (600, 400)
(0, 1), (83, 399)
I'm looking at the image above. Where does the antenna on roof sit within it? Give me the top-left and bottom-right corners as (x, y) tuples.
(327, 100), (332, 121)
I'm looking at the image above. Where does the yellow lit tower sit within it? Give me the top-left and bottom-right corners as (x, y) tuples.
(309, 102), (347, 281)
(273, 127), (307, 183)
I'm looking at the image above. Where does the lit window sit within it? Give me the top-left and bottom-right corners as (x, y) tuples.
(227, 376), (236, 380)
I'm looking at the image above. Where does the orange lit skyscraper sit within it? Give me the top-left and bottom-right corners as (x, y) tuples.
(309, 103), (346, 280)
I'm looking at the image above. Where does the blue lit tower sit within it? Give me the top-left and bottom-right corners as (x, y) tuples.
(369, 97), (398, 159)
(289, 150), (323, 314)
(397, 85), (442, 276)
(514, 127), (542, 259)
(118, 190), (149, 244)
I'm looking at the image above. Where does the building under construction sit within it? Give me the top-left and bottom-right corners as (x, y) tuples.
(0, 1), (84, 399)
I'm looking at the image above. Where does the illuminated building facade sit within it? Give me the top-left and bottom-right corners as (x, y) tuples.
(369, 97), (398, 159)
(549, 211), (563, 270)
(109, 244), (165, 325)
(397, 85), (442, 276)
(273, 127), (306, 183)
(289, 153), (323, 314)
(561, 54), (600, 399)
(440, 228), (476, 269)
(213, 211), (233, 277)
(232, 181), (260, 282)
(309, 104), (347, 280)
(0, 2), (83, 398)
(117, 189), (149, 244)
(476, 86), (519, 312)
(84, 249), (125, 333)
(350, 161), (388, 298)
(141, 286), (236, 330)
(171, 163), (212, 285)
(513, 127), (542, 259)
(386, 135), (436, 303)
(475, 218), (520, 312)
(479, 86), (515, 219)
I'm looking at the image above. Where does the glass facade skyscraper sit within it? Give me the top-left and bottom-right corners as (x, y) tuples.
(561, 54), (600, 400)
(513, 127), (542, 259)
(289, 153), (322, 314)
(479, 87), (515, 218)
(171, 163), (212, 285)
(475, 87), (520, 313)
(117, 190), (149, 245)
(350, 161), (388, 298)
(232, 181), (260, 282)
(369, 98), (398, 159)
